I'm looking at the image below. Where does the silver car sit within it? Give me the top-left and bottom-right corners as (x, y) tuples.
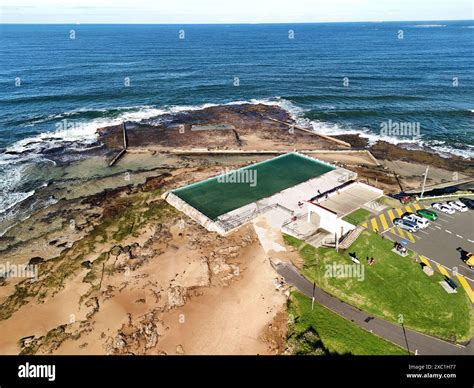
(394, 218), (419, 233)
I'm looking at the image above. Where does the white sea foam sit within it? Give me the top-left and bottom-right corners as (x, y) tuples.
(0, 191), (35, 216)
(413, 24), (447, 28)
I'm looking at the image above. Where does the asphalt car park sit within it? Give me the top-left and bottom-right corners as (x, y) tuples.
(404, 209), (474, 279)
(364, 202), (474, 300)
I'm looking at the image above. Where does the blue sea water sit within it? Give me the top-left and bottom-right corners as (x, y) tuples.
(0, 21), (473, 213)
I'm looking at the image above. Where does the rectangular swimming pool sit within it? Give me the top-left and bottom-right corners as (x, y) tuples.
(172, 153), (335, 220)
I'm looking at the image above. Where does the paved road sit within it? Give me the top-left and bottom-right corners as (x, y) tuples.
(407, 210), (474, 281)
(274, 261), (473, 355)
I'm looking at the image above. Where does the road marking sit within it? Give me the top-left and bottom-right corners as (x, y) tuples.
(405, 232), (416, 243)
(456, 275), (474, 303)
(437, 264), (450, 278)
(445, 230), (452, 234)
(468, 239), (474, 244)
(396, 208), (404, 217)
(435, 225), (442, 230)
(379, 214), (389, 231)
(420, 229), (430, 235)
(413, 203), (421, 211)
(387, 209), (396, 222)
(460, 264), (474, 272)
(370, 217), (379, 232)
(456, 234), (463, 239)
(396, 227), (405, 239)
(419, 255), (432, 268)
(361, 222), (368, 228)
(405, 205), (414, 213)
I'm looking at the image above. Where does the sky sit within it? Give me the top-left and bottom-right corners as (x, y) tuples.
(1, 0), (473, 24)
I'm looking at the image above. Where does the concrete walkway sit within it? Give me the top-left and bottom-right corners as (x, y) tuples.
(273, 260), (472, 355)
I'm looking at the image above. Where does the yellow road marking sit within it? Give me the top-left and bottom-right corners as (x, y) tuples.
(396, 208), (404, 217)
(387, 209), (396, 222)
(437, 264), (450, 278)
(361, 222), (368, 228)
(419, 255), (431, 268)
(396, 227), (405, 238)
(413, 203), (421, 211)
(370, 217), (379, 232)
(405, 232), (416, 243)
(405, 205), (414, 213)
(456, 275), (474, 303)
(379, 214), (389, 231)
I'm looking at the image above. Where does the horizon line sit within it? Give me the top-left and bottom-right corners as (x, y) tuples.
(1, 19), (473, 25)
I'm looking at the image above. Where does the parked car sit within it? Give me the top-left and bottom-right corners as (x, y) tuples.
(416, 208), (438, 221)
(458, 197), (474, 209)
(465, 253), (474, 269)
(432, 202), (455, 214)
(457, 247), (474, 269)
(399, 195), (413, 204)
(393, 218), (419, 233)
(402, 213), (430, 229)
(447, 200), (468, 212)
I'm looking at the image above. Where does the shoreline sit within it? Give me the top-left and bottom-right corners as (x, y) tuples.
(1, 102), (472, 237)
(0, 101), (472, 355)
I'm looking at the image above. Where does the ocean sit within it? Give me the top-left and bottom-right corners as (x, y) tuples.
(0, 21), (473, 214)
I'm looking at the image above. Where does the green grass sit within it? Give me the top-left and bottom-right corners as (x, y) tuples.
(378, 196), (401, 208)
(342, 208), (372, 225)
(284, 231), (473, 342)
(288, 292), (407, 355)
(173, 153), (334, 220)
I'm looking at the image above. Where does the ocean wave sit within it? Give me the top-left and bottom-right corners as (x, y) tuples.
(0, 191), (35, 216)
(413, 24), (447, 28)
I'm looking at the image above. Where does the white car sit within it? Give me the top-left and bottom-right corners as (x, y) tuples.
(402, 213), (430, 229)
(432, 202), (455, 214)
(447, 200), (468, 212)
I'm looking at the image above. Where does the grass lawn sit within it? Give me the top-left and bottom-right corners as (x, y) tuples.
(342, 208), (372, 225)
(379, 195), (402, 208)
(284, 230), (473, 342)
(288, 291), (408, 355)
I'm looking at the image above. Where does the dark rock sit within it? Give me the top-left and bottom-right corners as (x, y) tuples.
(81, 261), (93, 269)
(28, 257), (45, 266)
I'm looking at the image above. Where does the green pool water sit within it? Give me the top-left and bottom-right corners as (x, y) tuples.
(172, 153), (335, 220)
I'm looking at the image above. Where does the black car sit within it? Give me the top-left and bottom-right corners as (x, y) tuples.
(458, 197), (474, 209)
